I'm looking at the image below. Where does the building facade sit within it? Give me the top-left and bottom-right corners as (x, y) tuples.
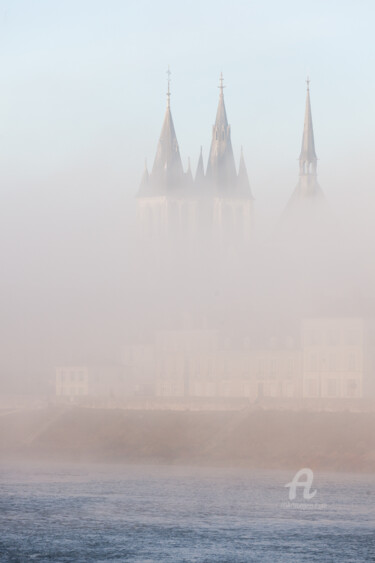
(301, 318), (375, 399)
(55, 319), (375, 405)
(55, 365), (129, 401)
(154, 319), (374, 402)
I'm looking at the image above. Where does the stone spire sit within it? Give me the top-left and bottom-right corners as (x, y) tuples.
(137, 159), (149, 197)
(299, 77), (317, 176)
(285, 79), (324, 211)
(237, 147), (253, 198)
(206, 73), (237, 189)
(150, 68), (184, 190)
(141, 158), (149, 184)
(185, 157), (194, 186)
(195, 146), (205, 184)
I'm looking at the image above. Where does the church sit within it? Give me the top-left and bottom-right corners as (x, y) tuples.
(137, 73), (254, 241)
(55, 77), (375, 409)
(137, 73), (325, 241)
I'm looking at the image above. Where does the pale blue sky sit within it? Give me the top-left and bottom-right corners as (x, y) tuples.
(0, 0), (374, 213)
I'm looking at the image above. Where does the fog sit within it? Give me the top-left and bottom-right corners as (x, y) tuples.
(3, 7), (375, 563)
(1, 153), (374, 394)
(0, 2), (375, 475)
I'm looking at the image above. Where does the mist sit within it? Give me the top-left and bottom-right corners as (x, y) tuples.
(2, 4), (375, 563)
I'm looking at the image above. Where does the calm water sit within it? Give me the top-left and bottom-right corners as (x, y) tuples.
(0, 462), (374, 562)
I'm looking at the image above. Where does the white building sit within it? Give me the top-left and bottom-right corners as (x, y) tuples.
(55, 364), (130, 401)
(154, 319), (375, 403)
(154, 329), (302, 401)
(56, 319), (375, 405)
(301, 318), (375, 399)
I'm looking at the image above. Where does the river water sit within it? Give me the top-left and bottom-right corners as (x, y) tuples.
(0, 462), (374, 562)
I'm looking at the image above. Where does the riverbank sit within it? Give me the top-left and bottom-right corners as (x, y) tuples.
(1, 406), (375, 471)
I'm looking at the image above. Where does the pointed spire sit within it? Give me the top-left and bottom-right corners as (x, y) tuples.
(142, 158), (149, 182)
(137, 159), (150, 196)
(185, 157), (193, 185)
(299, 77), (317, 175)
(150, 67), (184, 190)
(206, 73), (237, 189)
(195, 146), (205, 184)
(214, 72), (228, 130)
(237, 147), (253, 198)
(166, 65), (171, 108)
(284, 79), (325, 211)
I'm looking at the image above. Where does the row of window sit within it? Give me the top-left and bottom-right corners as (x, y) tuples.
(159, 381), (296, 398)
(304, 328), (361, 346)
(58, 371), (87, 382)
(159, 358), (298, 375)
(57, 386), (87, 396)
(305, 379), (359, 398)
(306, 353), (359, 372)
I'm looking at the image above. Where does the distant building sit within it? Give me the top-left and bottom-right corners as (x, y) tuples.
(55, 365), (130, 401)
(286, 79), (325, 207)
(56, 319), (375, 406)
(154, 329), (302, 400)
(121, 343), (155, 396)
(137, 73), (254, 241)
(55, 366), (89, 398)
(153, 318), (375, 403)
(301, 318), (375, 399)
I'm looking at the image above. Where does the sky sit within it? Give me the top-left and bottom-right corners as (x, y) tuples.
(0, 0), (374, 213)
(1, 0), (375, 386)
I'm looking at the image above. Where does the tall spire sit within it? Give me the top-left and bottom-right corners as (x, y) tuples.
(137, 158), (149, 196)
(284, 79), (325, 212)
(166, 65), (171, 109)
(206, 73), (237, 189)
(237, 147), (253, 198)
(195, 146), (205, 184)
(141, 158), (149, 183)
(185, 157), (193, 185)
(299, 77), (317, 176)
(150, 67), (184, 190)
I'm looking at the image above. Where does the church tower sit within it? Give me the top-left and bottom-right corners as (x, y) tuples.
(137, 70), (195, 238)
(206, 73), (237, 188)
(208, 74), (254, 241)
(285, 79), (325, 211)
(137, 71), (254, 242)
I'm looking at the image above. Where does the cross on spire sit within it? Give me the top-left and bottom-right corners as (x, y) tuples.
(166, 66), (171, 107)
(306, 76), (310, 91)
(218, 72), (225, 96)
